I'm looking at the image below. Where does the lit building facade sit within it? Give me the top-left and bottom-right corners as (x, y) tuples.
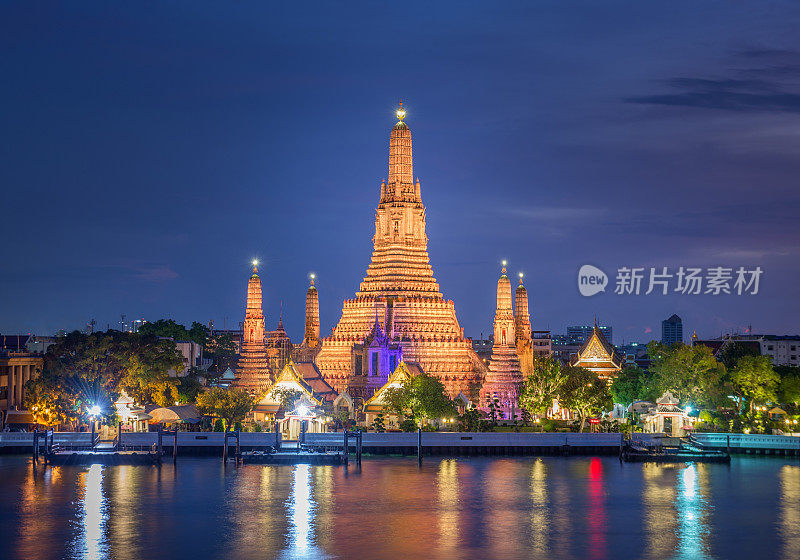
(0, 350), (43, 428)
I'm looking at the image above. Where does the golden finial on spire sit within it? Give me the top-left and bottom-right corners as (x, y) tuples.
(518, 272), (524, 284)
(309, 272), (315, 287)
(252, 259), (259, 273)
(396, 100), (406, 122)
(501, 260), (507, 275)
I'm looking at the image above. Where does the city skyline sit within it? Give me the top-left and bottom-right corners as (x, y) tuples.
(2, 2), (799, 341)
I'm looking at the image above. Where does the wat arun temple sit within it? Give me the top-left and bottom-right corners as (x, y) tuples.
(232, 105), (551, 415)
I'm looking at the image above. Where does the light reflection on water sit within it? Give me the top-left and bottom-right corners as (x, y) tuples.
(780, 465), (800, 559)
(529, 459), (548, 555)
(1, 456), (798, 560)
(280, 464), (327, 560)
(76, 464), (108, 560)
(676, 463), (712, 558)
(437, 459), (459, 554)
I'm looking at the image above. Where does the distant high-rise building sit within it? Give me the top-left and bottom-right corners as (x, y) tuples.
(567, 324), (612, 345)
(661, 314), (683, 346)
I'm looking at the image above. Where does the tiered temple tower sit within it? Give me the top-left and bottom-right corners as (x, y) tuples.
(234, 261), (271, 394)
(314, 105), (485, 397)
(480, 262), (524, 417)
(303, 274), (320, 347)
(514, 272), (534, 376)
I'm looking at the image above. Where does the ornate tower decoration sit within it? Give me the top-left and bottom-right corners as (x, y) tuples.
(314, 104), (486, 397)
(515, 272), (534, 376)
(481, 261), (524, 418)
(234, 261), (271, 394)
(303, 273), (320, 347)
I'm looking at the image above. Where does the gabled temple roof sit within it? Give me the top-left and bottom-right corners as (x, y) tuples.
(256, 360), (338, 412)
(293, 361), (337, 403)
(364, 361), (416, 412)
(571, 323), (623, 372)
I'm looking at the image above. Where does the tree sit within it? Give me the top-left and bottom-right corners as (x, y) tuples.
(372, 413), (386, 433)
(610, 366), (655, 406)
(484, 396), (501, 426)
(196, 387), (254, 431)
(717, 341), (761, 370)
(188, 322), (211, 346)
(205, 333), (238, 373)
(519, 356), (566, 418)
(648, 342), (725, 408)
(38, 331), (184, 424)
(383, 373), (456, 426)
(268, 386), (303, 412)
(778, 373), (800, 411)
(558, 366), (612, 432)
(25, 371), (74, 427)
(137, 319), (209, 345)
(729, 355), (779, 414)
(176, 374), (203, 404)
(118, 335), (183, 406)
(458, 408), (483, 432)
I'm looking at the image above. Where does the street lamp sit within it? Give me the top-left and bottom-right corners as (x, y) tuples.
(88, 404), (101, 449)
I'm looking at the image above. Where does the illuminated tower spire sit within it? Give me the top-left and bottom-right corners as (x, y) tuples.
(304, 273), (320, 347)
(494, 260), (515, 345)
(245, 260), (264, 340)
(386, 101), (415, 195)
(515, 272), (531, 342)
(481, 260), (523, 418)
(234, 260), (271, 394)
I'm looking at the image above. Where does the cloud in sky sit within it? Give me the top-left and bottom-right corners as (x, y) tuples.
(625, 49), (800, 113)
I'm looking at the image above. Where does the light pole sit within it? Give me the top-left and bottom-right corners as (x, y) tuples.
(88, 405), (101, 450)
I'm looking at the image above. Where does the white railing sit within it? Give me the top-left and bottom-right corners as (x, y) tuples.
(693, 433), (800, 450)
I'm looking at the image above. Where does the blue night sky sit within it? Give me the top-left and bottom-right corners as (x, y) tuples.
(2, 1), (800, 343)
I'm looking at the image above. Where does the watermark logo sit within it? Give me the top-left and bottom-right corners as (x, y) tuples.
(578, 265), (608, 297)
(578, 265), (763, 296)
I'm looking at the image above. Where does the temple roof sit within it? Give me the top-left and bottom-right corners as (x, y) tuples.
(364, 361), (416, 412)
(363, 316), (391, 347)
(257, 361), (337, 409)
(571, 323), (623, 372)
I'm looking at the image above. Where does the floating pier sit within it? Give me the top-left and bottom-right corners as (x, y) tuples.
(621, 436), (731, 463)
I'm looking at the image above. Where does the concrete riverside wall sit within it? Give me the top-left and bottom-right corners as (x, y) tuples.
(5, 431), (800, 456)
(0, 432), (94, 449)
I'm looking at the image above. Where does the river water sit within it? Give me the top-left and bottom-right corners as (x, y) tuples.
(0, 455), (798, 559)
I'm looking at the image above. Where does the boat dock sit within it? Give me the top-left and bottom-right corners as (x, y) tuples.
(621, 436), (731, 463)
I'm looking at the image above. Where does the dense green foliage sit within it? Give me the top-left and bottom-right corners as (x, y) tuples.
(383, 373), (457, 425)
(729, 355), (779, 413)
(25, 330), (184, 426)
(647, 342), (725, 408)
(136, 319), (210, 345)
(196, 387), (254, 430)
(558, 366), (612, 432)
(519, 356), (565, 417)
